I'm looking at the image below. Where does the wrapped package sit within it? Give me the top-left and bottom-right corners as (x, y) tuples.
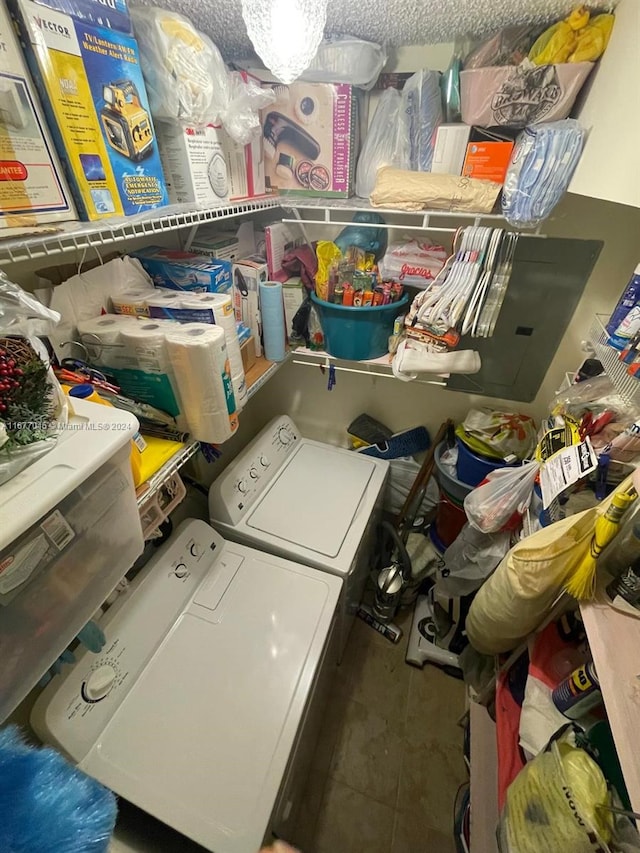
(370, 167), (502, 214)
(378, 240), (447, 288)
(300, 36), (387, 89)
(356, 88), (407, 199)
(401, 70), (443, 172)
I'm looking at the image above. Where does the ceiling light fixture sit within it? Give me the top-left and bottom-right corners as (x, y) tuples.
(241, 0), (328, 84)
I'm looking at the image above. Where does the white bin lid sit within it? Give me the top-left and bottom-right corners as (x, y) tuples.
(0, 398), (138, 549)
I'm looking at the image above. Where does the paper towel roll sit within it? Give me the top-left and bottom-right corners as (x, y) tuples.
(146, 290), (186, 311)
(111, 288), (152, 317)
(259, 281), (286, 362)
(76, 314), (138, 369)
(164, 323), (239, 443)
(189, 293), (248, 409)
(119, 321), (184, 420)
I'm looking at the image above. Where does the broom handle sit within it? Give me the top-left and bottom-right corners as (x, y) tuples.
(397, 419), (453, 536)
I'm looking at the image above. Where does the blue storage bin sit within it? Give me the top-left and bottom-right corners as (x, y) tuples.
(455, 437), (510, 487)
(310, 292), (409, 360)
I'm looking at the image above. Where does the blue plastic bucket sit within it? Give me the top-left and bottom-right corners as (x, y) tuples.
(310, 292), (409, 360)
(455, 437), (509, 487)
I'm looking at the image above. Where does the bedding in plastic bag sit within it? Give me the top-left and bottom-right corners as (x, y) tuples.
(0, 273), (68, 486)
(383, 458), (439, 516)
(498, 726), (640, 852)
(436, 522), (511, 597)
(356, 88), (408, 199)
(300, 36), (387, 89)
(464, 461), (540, 534)
(459, 408), (537, 460)
(401, 70), (443, 172)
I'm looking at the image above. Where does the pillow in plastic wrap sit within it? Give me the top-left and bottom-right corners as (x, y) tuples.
(401, 70), (443, 172)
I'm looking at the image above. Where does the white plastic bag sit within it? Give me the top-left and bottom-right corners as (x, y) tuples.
(437, 523), (511, 597)
(464, 461), (539, 533)
(378, 240), (448, 288)
(300, 36), (387, 89)
(383, 459), (439, 516)
(356, 88), (408, 199)
(401, 70), (443, 172)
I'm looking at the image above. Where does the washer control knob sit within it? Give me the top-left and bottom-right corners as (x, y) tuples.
(83, 665), (116, 702)
(190, 542), (202, 558)
(249, 467), (259, 479)
(237, 479), (248, 494)
(278, 427), (292, 445)
(259, 455), (270, 468)
(174, 563), (188, 578)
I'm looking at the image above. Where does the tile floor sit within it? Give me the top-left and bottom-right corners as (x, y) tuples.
(290, 606), (467, 853)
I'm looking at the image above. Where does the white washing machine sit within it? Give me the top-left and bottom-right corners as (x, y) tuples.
(208, 416), (389, 658)
(31, 519), (342, 853)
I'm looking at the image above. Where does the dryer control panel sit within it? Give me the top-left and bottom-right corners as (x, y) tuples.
(30, 519), (229, 763)
(208, 415), (301, 526)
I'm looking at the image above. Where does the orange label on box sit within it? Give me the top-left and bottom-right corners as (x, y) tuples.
(463, 141), (514, 184)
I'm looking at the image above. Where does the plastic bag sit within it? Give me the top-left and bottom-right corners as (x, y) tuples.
(0, 273), (68, 486)
(436, 523), (511, 597)
(464, 461), (540, 533)
(459, 409), (537, 461)
(498, 728), (621, 852)
(383, 460), (439, 516)
(356, 89), (408, 199)
(464, 25), (540, 68)
(529, 8), (614, 65)
(378, 240), (447, 288)
(224, 72), (276, 146)
(334, 212), (388, 261)
(300, 36), (387, 89)
(315, 241), (342, 301)
(401, 70), (443, 172)
(502, 120), (587, 227)
(131, 7), (229, 127)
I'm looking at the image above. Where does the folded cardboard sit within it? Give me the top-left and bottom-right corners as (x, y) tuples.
(0, 0), (76, 228)
(261, 81), (359, 198)
(240, 336), (256, 373)
(132, 246), (232, 293)
(10, 0), (168, 220)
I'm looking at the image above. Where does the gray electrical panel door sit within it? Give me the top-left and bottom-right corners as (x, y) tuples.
(447, 237), (603, 402)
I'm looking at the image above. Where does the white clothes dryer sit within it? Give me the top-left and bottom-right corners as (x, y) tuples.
(32, 519), (342, 853)
(208, 416), (388, 658)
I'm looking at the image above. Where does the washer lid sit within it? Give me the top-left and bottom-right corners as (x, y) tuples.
(82, 547), (341, 853)
(245, 444), (377, 558)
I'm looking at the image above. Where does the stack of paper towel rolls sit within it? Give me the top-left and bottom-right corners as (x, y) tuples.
(165, 323), (239, 443)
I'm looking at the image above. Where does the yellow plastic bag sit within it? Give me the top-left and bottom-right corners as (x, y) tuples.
(499, 731), (614, 852)
(315, 242), (342, 302)
(529, 6), (614, 65)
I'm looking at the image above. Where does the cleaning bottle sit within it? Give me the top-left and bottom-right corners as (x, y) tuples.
(67, 384), (145, 487)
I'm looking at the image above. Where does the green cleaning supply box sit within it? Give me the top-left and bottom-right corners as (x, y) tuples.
(9, 0), (168, 220)
(132, 246), (232, 294)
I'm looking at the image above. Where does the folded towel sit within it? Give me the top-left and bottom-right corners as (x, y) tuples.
(392, 339), (481, 381)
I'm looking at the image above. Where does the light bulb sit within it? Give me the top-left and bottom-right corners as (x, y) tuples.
(241, 0), (328, 84)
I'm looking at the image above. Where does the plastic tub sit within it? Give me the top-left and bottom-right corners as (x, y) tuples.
(435, 490), (467, 548)
(434, 441), (474, 504)
(455, 437), (510, 487)
(310, 292), (409, 360)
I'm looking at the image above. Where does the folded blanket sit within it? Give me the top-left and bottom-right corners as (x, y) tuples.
(370, 167), (501, 214)
(392, 339), (481, 381)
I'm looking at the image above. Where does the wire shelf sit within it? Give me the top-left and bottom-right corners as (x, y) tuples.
(587, 314), (640, 407)
(136, 439), (200, 509)
(0, 198), (279, 266)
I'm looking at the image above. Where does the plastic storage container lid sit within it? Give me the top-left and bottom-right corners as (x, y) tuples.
(68, 383), (95, 398)
(0, 398), (138, 549)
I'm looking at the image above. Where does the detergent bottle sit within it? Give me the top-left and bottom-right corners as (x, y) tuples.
(67, 384), (145, 487)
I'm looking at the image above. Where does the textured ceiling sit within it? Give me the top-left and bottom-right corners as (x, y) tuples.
(133, 0), (618, 60)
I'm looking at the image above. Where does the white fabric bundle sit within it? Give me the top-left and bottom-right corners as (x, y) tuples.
(392, 339), (481, 381)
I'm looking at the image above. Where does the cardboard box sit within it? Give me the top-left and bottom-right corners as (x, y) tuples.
(431, 124), (471, 176)
(233, 257), (268, 357)
(10, 0), (168, 220)
(132, 246), (231, 293)
(256, 221), (302, 280)
(261, 81), (359, 198)
(462, 130), (514, 184)
(27, 0), (132, 32)
(282, 276), (304, 341)
(157, 122), (229, 207)
(0, 2), (76, 228)
(189, 221), (255, 263)
(240, 336), (256, 373)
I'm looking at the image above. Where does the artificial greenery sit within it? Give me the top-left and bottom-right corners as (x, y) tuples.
(0, 339), (55, 449)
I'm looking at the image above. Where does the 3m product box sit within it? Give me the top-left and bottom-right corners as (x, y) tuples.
(261, 81), (359, 198)
(233, 257), (268, 357)
(0, 1), (76, 228)
(10, 0), (168, 220)
(157, 122), (230, 207)
(132, 246), (232, 294)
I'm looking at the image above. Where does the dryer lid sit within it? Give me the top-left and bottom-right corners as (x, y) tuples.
(245, 443), (377, 558)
